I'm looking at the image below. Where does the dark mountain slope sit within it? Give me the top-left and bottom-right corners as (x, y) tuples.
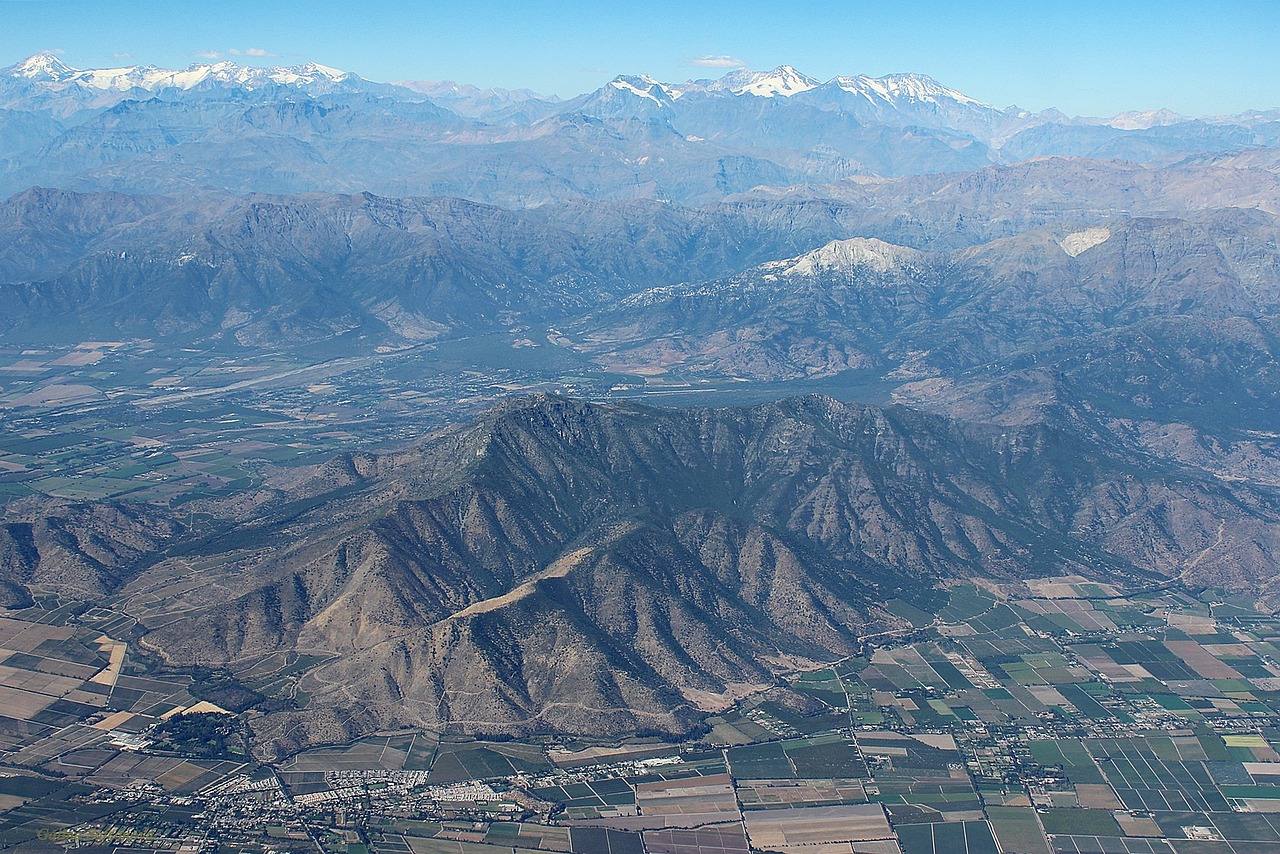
(0, 189), (886, 345)
(0, 498), (181, 607)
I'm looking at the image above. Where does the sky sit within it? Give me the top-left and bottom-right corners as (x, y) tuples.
(1, 0), (1277, 116)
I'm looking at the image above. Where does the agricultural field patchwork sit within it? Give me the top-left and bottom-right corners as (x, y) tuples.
(8, 581), (1280, 852)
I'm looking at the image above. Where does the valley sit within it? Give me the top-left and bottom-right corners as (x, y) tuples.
(0, 337), (899, 507)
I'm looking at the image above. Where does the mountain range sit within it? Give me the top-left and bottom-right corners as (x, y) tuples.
(1, 55), (1278, 204)
(3, 148), (1278, 339)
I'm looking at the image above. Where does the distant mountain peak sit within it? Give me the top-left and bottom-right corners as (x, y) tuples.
(292, 61), (349, 80)
(607, 74), (676, 104)
(727, 65), (819, 97)
(8, 53), (77, 81)
(831, 72), (991, 108)
(1108, 108), (1185, 130)
(683, 65), (993, 111)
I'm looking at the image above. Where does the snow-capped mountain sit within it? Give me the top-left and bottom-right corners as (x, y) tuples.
(88, 60), (355, 92)
(7, 52), (362, 92)
(565, 74), (684, 123)
(575, 64), (1031, 147)
(0, 54), (398, 116)
(716, 65), (819, 98)
(828, 72), (990, 108)
(684, 65), (987, 107)
(607, 74), (679, 105)
(8, 53), (78, 82)
(794, 71), (1033, 140)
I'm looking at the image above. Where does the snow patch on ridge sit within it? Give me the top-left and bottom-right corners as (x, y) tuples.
(608, 75), (672, 104)
(774, 237), (923, 276)
(1058, 227), (1112, 257)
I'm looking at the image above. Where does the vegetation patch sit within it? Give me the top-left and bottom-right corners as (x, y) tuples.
(150, 712), (241, 759)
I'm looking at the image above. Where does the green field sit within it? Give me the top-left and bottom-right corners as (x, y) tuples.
(896, 821), (999, 854)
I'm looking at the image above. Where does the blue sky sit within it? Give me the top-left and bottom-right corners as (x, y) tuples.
(2, 0), (1277, 116)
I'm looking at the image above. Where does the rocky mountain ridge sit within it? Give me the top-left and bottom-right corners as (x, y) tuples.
(577, 213), (1280, 382)
(4, 156), (1279, 348)
(5, 394), (1276, 755)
